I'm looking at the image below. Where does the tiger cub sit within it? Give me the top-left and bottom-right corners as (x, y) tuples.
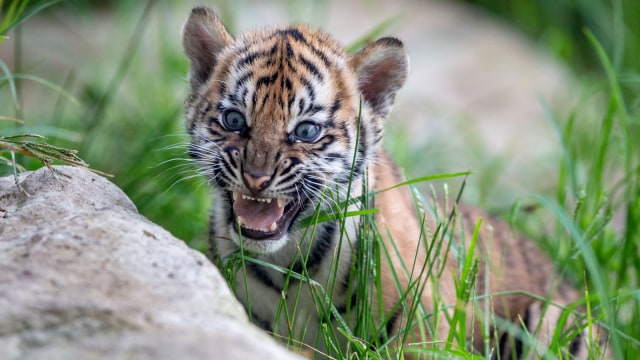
(182, 6), (608, 359)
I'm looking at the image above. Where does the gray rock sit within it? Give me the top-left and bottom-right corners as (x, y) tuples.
(0, 166), (302, 360)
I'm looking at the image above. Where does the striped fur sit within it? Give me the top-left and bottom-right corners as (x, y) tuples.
(182, 7), (609, 358)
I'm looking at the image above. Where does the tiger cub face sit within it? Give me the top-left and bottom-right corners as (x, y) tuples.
(182, 7), (407, 254)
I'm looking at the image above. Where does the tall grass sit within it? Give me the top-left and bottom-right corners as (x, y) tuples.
(0, 0), (93, 179)
(1, 0), (638, 358)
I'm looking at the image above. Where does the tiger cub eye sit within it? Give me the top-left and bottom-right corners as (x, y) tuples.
(222, 110), (247, 132)
(293, 122), (321, 142)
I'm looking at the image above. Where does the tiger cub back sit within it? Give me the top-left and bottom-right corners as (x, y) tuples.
(182, 6), (609, 359)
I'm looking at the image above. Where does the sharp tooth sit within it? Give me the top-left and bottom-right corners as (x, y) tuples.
(269, 222), (277, 231)
(277, 198), (285, 208)
(232, 192), (238, 201)
(265, 198), (272, 204)
(237, 216), (244, 227)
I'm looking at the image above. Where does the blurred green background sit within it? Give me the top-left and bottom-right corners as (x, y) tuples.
(2, 0), (639, 356)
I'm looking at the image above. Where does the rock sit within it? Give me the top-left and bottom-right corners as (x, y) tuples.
(0, 166), (302, 360)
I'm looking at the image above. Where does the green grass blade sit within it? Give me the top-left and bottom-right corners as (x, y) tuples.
(0, 59), (19, 108)
(0, 73), (79, 106)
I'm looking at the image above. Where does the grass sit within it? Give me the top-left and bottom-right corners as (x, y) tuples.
(1, 0), (639, 358)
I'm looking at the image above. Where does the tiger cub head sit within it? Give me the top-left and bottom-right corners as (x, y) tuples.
(182, 7), (408, 253)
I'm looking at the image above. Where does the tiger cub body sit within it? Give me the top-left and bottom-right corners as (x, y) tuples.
(182, 7), (608, 358)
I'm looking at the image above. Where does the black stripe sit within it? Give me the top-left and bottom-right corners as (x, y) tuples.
(372, 126), (383, 144)
(325, 152), (346, 163)
(284, 55), (297, 73)
(354, 148), (365, 176)
(514, 306), (532, 358)
(338, 122), (351, 147)
(224, 192), (234, 224)
(240, 87), (249, 107)
(200, 101), (212, 117)
(236, 50), (270, 68)
(298, 98), (307, 114)
(329, 99), (341, 118)
(235, 71), (254, 88)
(207, 127), (222, 138)
(277, 28), (332, 70)
(286, 41), (294, 58)
(354, 119), (368, 176)
(315, 134), (335, 152)
(286, 95), (296, 113)
(215, 168), (233, 188)
(277, 28), (307, 43)
(280, 158), (302, 175)
(257, 93), (268, 111)
(278, 183), (298, 194)
(277, 173), (299, 189)
(569, 331), (583, 355)
(498, 329), (510, 358)
(299, 55), (324, 81)
(309, 44), (332, 69)
(220, 158), (237, 181)
(248, 309), (272, 331)
(292, 221), (336, 275)
(256, 73), (278, 89)
(384, 307), (402, 341)
(284, 77), (293, 91)
(307, 104), (325, 116)
(299, 77), (316, 103)
(226, 150), (237, 168)
(248, 262), (283, 293)
(187, 143), (201, 159)
(251, 92), (258, 109)
(231, 71), (254, 103)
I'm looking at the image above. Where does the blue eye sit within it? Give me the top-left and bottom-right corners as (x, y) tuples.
(293, 122), (321, 142)
(222, 110), (246, 132)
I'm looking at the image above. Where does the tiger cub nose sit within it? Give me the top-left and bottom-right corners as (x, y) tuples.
(243, 172), (272, 192)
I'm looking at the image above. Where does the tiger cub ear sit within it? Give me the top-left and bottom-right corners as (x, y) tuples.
(349, 38), (409, 117)
(182, 7), (234, 91)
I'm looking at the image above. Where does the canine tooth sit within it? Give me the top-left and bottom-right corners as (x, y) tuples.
(236, 216), (244, 227)
(232, 192), (238, 201)
(269, 222), (277, 231)
(277, 198), (285, 208)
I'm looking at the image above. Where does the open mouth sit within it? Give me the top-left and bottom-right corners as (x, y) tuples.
(230, 191), (305, 240)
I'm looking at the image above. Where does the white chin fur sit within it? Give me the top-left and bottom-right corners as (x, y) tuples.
(229, 227), (289, 254)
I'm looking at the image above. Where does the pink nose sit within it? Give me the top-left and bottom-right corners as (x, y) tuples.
(243, 172), (271, 191)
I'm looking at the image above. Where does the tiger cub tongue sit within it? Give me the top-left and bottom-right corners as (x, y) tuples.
(232, 196), (285, 231)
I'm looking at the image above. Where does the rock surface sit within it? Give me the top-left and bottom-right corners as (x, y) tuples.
(0, 166), (302, 360)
